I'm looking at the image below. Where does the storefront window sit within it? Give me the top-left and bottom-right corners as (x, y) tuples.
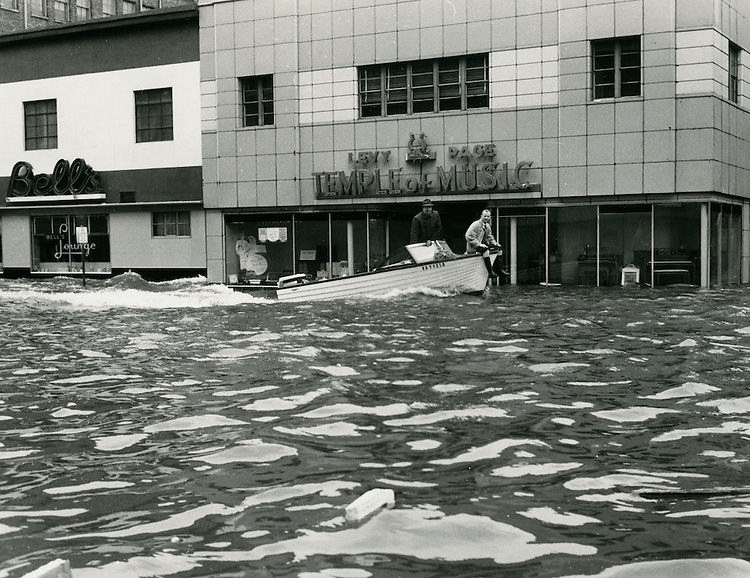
(548, 206), (597, 285)
(295, 214), (329, 280)
(652, 204), (701, 286)
(368, 214), (388, 270)
(498, 208), (545, 285)
(710, 203), (741, 287)
(599, 205), (651, 286)
(32, 215), (110, 274)
(225, 216), (292, 284)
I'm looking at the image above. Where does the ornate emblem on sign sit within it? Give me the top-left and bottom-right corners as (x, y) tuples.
(406, 133), (436, 163)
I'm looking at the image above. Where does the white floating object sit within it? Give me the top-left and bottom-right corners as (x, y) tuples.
(344, 488), (395, 523)
(22, 559), (72, 578)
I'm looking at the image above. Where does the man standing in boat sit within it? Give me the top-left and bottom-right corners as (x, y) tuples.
(465, 209), (502, 279)
(410, 198), (443, 244)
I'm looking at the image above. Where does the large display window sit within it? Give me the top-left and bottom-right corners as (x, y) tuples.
(32, 215), (110, 274)
(710, 203), (741, 287)
(226, 216), (293, 284)
(548, 206), (597, 285)
(651, 204), (701, 286)
(599, 205), (651, 286)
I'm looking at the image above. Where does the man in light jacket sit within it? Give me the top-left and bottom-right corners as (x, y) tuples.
(465, 209), (502, 278)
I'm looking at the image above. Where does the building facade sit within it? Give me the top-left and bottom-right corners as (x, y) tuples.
(0, 0), (193, 34)
(199, 0), (750, 288)
(0, 6), (206, 280)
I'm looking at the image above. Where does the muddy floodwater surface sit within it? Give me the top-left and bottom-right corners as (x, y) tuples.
(0, 275), (749, 577)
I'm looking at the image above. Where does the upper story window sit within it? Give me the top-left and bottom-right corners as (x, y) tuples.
(729, 42), (740, 103)
(135, 88), (173, 143)
(240, 75), (274, 127)
(0, 0), (19, 11)
(53, 0), (68, 22)
(30, 0), (46, 16)
(141, 0), (159, 9)
(359, 54), (488, 118)
(152, 211), (191, 237)
(592, 36), (641, 99)
(24, 99), (57, 151)
(122, 0), (136, 13)
(76, 0), (90, 19)
(102, 0), (115, 15)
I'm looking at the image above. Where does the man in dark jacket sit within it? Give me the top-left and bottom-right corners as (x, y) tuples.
(410, 198), (443, 243)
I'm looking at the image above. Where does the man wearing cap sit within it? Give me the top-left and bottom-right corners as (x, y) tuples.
(410, 198), (443, 244)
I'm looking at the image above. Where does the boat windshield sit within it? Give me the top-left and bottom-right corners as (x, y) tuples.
(377, 247), (415, 269)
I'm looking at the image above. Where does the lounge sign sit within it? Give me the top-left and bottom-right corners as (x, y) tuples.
(7, 158), (104, 202)
(312, 134), (538, 199)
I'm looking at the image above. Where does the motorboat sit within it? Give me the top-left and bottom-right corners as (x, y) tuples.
(274, 241), (499, 303)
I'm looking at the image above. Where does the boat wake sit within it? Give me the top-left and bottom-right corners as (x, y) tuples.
(0, 273), (270, 310)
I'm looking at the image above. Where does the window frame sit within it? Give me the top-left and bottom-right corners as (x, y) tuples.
(358, 54), (489, 118)
(152, 211), (191, 238)
(0, 0), (20, 11)
(239, 75), (274, 128)
(729, 42), (740, 104)
(75, 0), (90, 19)
(134, 87), (174, 143)
(30, 0), (47, 17)
(592, 36), (641, 100)
(24, 99), (58, 151)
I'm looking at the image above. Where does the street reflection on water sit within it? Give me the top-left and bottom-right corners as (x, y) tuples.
(0, 274), (749, 578)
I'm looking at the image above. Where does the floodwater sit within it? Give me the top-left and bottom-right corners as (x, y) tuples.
(0, 274), (749, 578)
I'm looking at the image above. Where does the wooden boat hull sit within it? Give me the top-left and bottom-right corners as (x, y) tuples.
(276, 254), (492, 303)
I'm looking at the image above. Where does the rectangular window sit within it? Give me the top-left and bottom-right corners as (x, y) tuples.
(53, 0), (67, 21)
(24, 99), (58, 151)
(122, 0), (135, 13)
(102, 0), (115, 15)
(729, 42), (740, 103)
(592, 36), (641, 99)
(76, 0), (90, 19)
(30, 0), (46, 16)
(152, 211), (191, 237)
(141, 0), (159, 9)
(0, 0), (19, 10)
(135, 87), (173, 143)
(240, 75), (274, 127)
(358, 54), (489, 118)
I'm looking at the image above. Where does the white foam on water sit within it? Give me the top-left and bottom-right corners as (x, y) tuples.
(376, 478), (437, 488)
(538, 402), (594, 409)
(651, 421), (750, 442)
(697, 395), (750, 414)
(79, 350), (111, 358)
(430, 439), (548, 466)
(287, 347), (320, 358)
(20, 427), (99, 438)
(432, 383), (474, 393)
(188, 507), (596, 565)
(51, 373), (141, 385)
(120, 387), (168, 395)
(12, 368), (39, 375)
(518, 507), (600, 526)
(171, 379), (202, 386)
(0, 523), (20, 536)
(0, 449), (38, 459)
(309, 331), (350, 340)
(666, 507), (750, 519)
(573, 349), (621, 355)
(551, 418), (576, 426)
(189, 440), (298, 464)
(528, 362), (589, 373)
(213, 386), (278, 397)
(569, 380), (632, 387)
(564, 470), (705, 492)
(489, 393), (533, 402)
(144, 414), (248, 433)
(559, 439), (579, 446)
(488, 345), (529, 353)
(407, 440), (441, 450)
(208, 346), (263, 359)
(43, 481), (134, 495)
(592, 406), (680, 423)
(297, 403), (411, 419)
(310, 365), (360, 376)
(675, 339), (697, 347)
(243, 389), (331, 412)
(392, 379), (422, 385)
(380, 357), (414, 363)
(701, 450), (735, 458)
(558, 558), (750, 578)
(491, 462), (583, 478)
(285, 504), (336, 512)
(51, 408), (95, 418)
(385, 407), (509, 427)
(93, 434), (149, 451)
(275, 422), (368, 437)
(642, 382), (719, 400)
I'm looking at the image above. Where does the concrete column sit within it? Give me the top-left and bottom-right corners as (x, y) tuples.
(742, 203), (749, 284)
(510, 217), (517, 285)
(700, 203), (709, 288)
